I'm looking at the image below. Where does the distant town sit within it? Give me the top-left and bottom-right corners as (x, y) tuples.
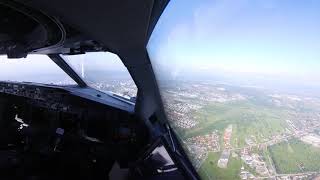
(89, 79), (137, 100)
(160, 81), (320, 180)
(55, 78), (137, 101)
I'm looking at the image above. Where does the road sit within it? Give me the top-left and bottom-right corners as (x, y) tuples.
(213, 125), (320, 153)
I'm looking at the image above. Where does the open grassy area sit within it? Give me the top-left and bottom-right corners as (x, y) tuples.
(198, 152), (242, 180)
(198, 151), (258, 180)
(183, 101), (289, 147)
(268, 139), (320, 174)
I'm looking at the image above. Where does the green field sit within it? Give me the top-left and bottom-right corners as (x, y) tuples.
(198, 152), (242, 180)
(174, 85), (320, 177)
(268, 139), (320, 174)
(198, 151), (258, 180)
(183, 101), (289, 147)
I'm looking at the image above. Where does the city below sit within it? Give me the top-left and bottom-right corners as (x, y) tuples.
(160, 80), (320, 180)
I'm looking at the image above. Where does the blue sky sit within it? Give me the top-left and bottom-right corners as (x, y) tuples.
(147, 0), (320, 83)
(0, 0), (319, 90)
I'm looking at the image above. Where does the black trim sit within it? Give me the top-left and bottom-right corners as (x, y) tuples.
(163, 126), (201, 180)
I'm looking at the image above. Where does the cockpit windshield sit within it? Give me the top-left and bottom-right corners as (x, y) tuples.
(148, 0), (320, 179)
(62, 52), (137, 100)
(0, 55), (76, 85)
(0, 52), (137, 101)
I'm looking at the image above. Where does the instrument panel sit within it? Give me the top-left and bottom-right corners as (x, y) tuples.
(0, 81), (148, 170)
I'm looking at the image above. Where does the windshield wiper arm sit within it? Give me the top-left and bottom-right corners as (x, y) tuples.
(48, 54), (87, 87)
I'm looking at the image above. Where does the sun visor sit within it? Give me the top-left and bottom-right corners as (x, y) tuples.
(0, 1), (65, 58)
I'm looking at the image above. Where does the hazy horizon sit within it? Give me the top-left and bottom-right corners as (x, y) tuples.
(148, 0), (320, 93)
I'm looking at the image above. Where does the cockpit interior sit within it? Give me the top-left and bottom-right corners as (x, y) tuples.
(0, 0), (198, 179)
